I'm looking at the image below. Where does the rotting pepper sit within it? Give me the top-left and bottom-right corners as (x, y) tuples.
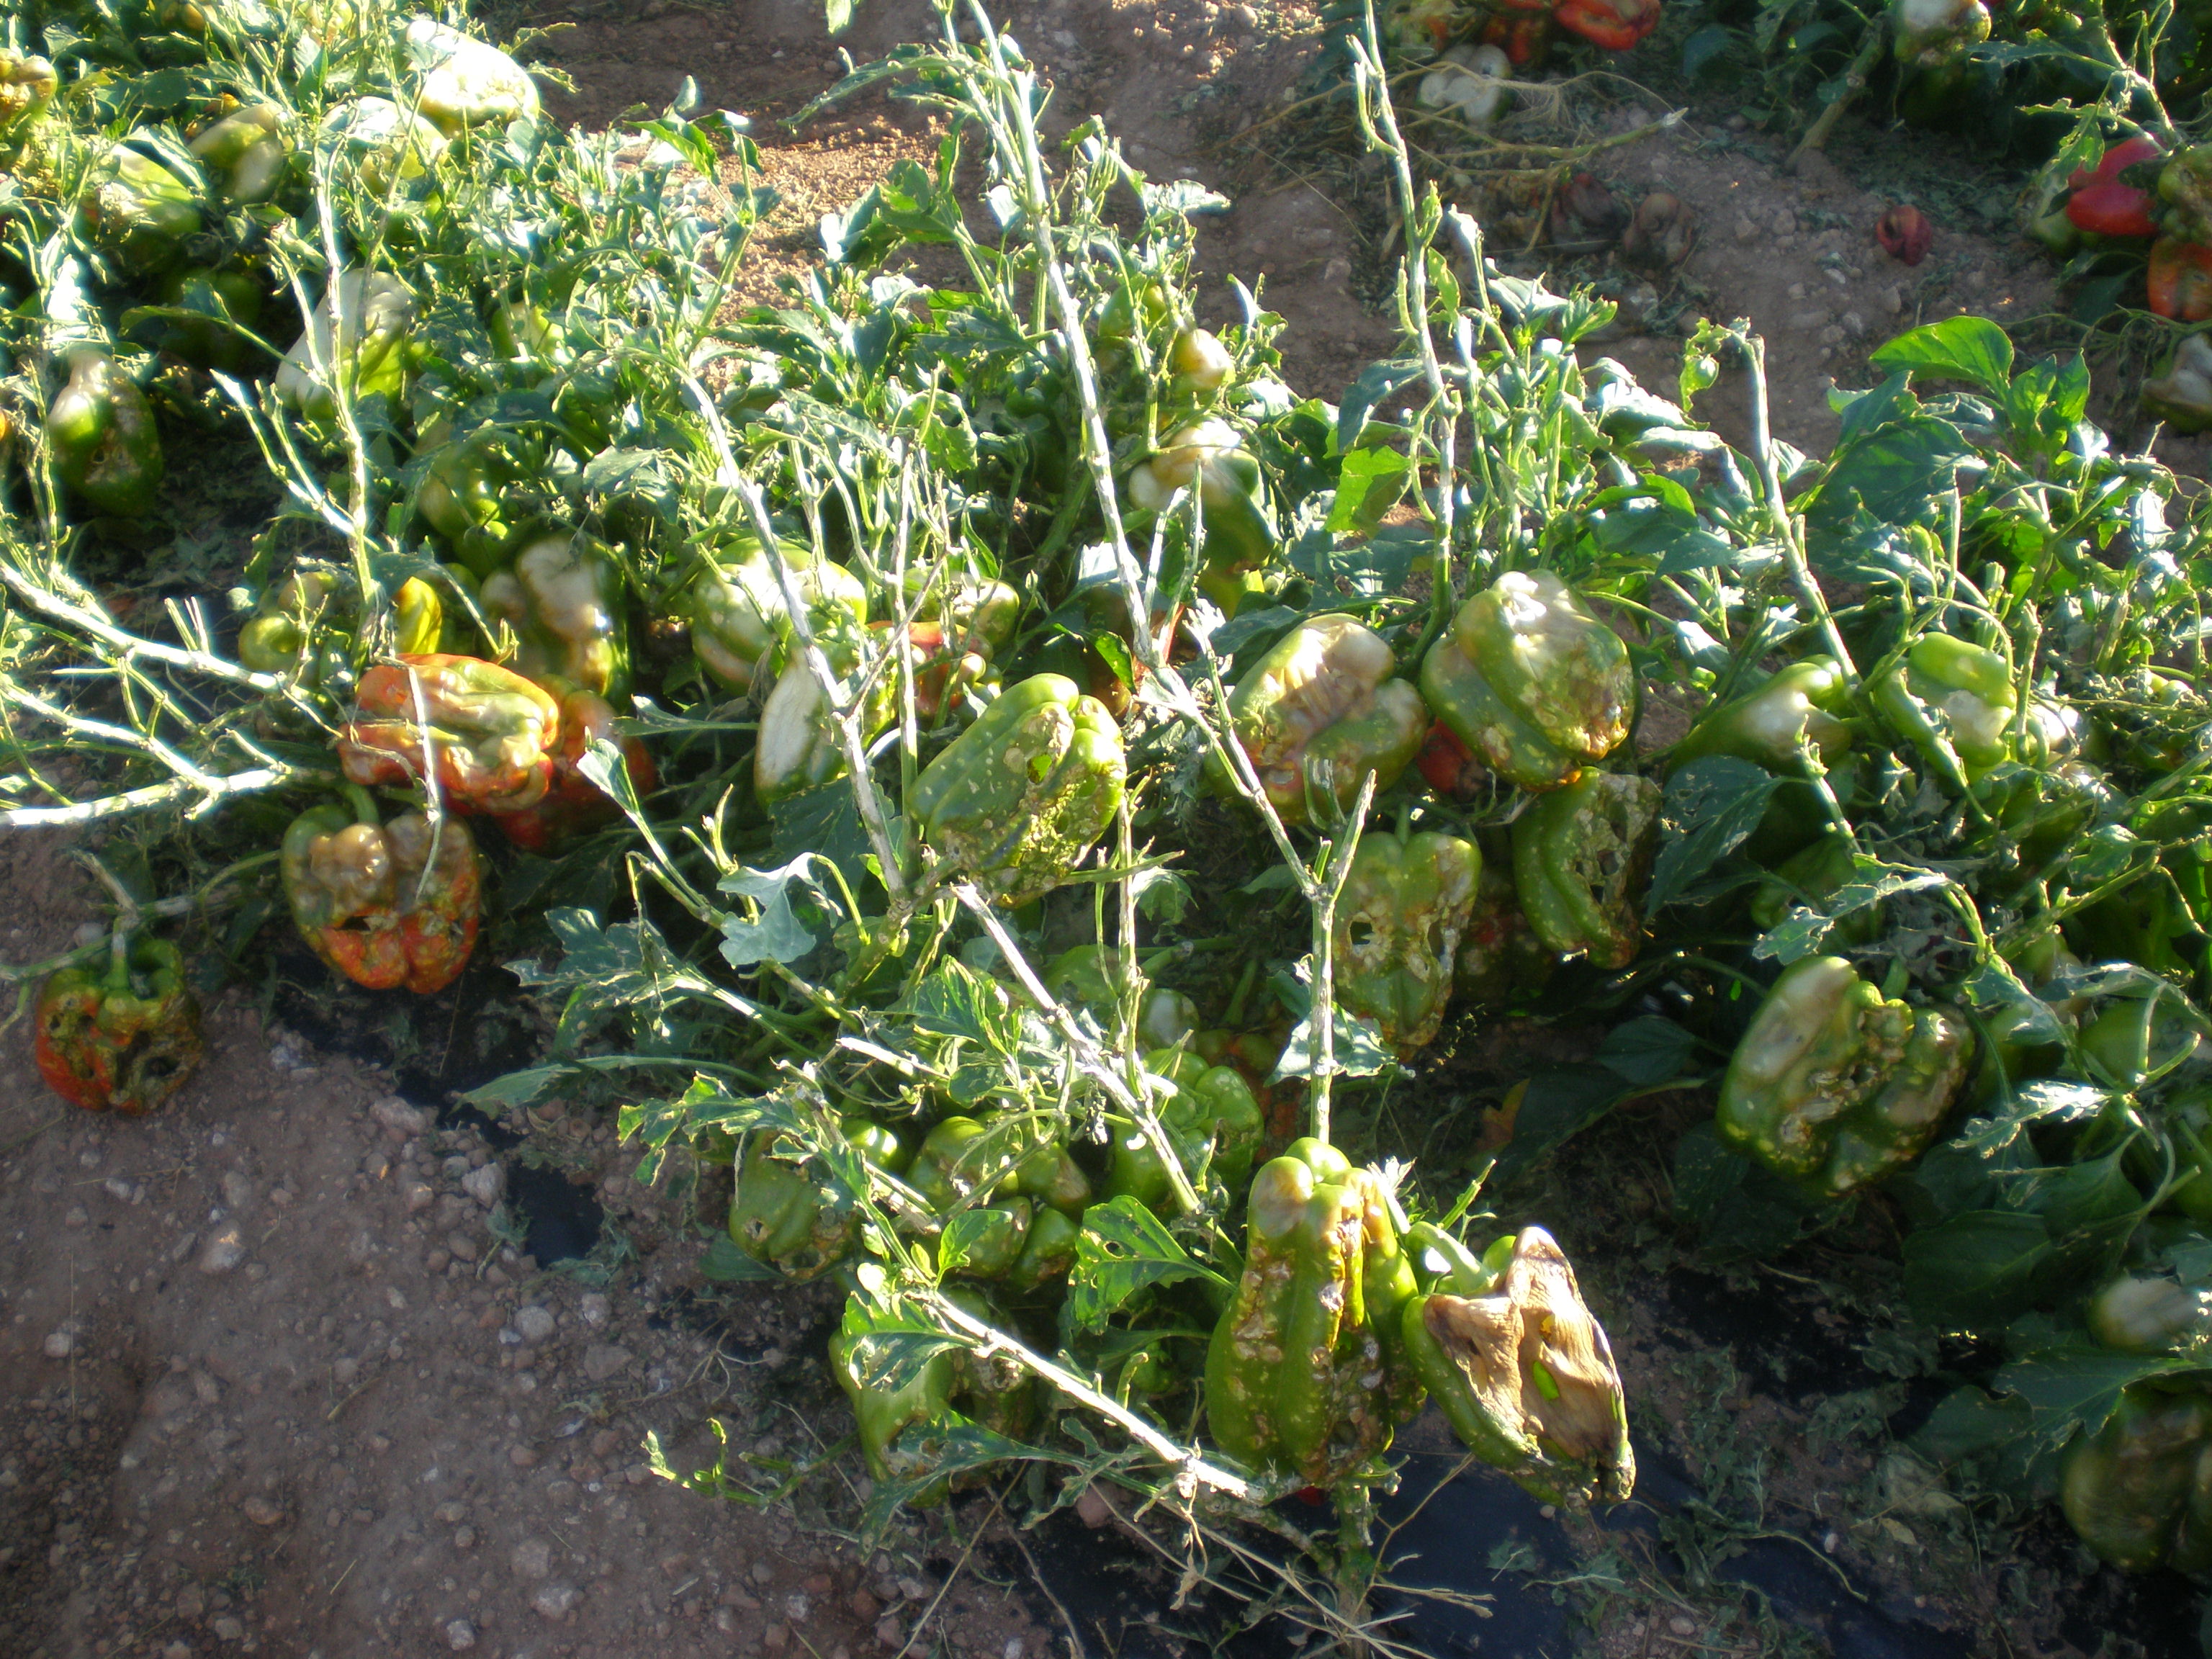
(1670, 656), (1855, 776)
(48, 348), (163, 518)
(687, 531), (869, 696)
(1220, 615), (1428, 828)
(1331, 827), (1483, 1051)
(477, 530), (626, 697)
(491, 685), (655, 850)
(1125, 418), (1277, 612)
(1105, 1048), (1267, 1210)
(1889, 0), (1990, 73)
(753, 639), (894, 806)
(729, 1116), (909, 1280)
(1715, 955), (1974, 1197)
(0, 50), (57, 146)
(1420, 570), (1637, 792)
(280, 793), (482, 994)
(1205, 1139), (1408, 1486)
(79, 140), (202, 274)
(1398, 1222), (1636, 1505)
(1871, 634), (2018, 788)
(2060, 1385), (2212, 1574)
(338, 653), (562, 814)
(912, 673), (1126, 907)
(400, 17), (541, 135)
(2159, 146), (2212, 246)
(1511, 769), (1660, 969)
(35, 936), (202, 1115)
(2149, 238), (2212, 323)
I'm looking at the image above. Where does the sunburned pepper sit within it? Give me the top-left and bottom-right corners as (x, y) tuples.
(238, 570), (442, 683)
(1125, 418), (1277, 611)
(477, 531), (625, 697)
(48, 349), (163, 518)
(280, 796), (481, 994)
(1332, 827), (1483, 1051)
(1204, 1140), (1405, 1485)
(1420, 571), (1637, 791)
(1220, 616), (1429, 827)
(187, 102), (287, 202)
(1715, 956), (1973, 1197)
(899, 577), (1022, 721)
(79, 140), (202, 274)
(2060, 1385), (2212, 1573)
(1555, 0), (1660, 50)
(339, 653), (562, 814)
(1670, 657), (1854, 776)
(0, 50), (57, 145)
(1871, 634), (2018, 788)
(2065, 135), (2163, 239)
(35, 937), (202, 1115)
(729, 1116), (909, 1280)
(400, 17), (541, 135)
(912, 673), (1126, 907)
(2149, 238), (2212, 322)
(1455, 858), (1557, 1005)
(1168, 327), (1234, 397)
(685, 531), (869, 696)
(1511, 770), (1660, 969)
(1889, 0), (1989, 69)
(1398, 1223), (1635, 1505)
(1106, 1048), (1267, 1209)
(320, 97), (449, 197)
(275, 271), (418, 420)
(2088, 1270), (2212, 1355)
(492, 686), (656, 851)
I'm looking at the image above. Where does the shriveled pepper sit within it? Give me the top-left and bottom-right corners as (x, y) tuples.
(912, 673), (1126, 907)
(687, 532), (869, 695)
(1221, 616), (1429, 827)
(79, 141), (202, 274)
(2060, 1385), (2212, 1573)
(281, 796), (481, 994)
(48, 348), (163, 518)
(1670, 657), (1853, 776)
(477, 531), (625, 697)
(1715, 956), (1973, 1197)
(1204, 1140), (1403, 1485)
(492, 686), (656, 851)
(2148, 238), (2212, 323)
(2065, 135), (2164, 239)
(1332, 827), (1483, 1051)
(1871, 634), (2018, 788)
(1126, 418), (1277, 608)
(1398, 1223), (1635, 1505)
(1106, 1048), (1267, 1208)
(275, 271), (418, 420)
(1419, 571), (1637, 791)
(339, 653), (562, 814)
(35, 936), (202, 1115)
(1511, 770), (1660, 968)
(729, 1116), (909, 1280)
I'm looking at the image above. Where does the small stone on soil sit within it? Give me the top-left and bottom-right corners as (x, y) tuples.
(197, 1226), (246, 1274)
(532, 1581), (582, 1617)
(444, 1618), (477, 1650)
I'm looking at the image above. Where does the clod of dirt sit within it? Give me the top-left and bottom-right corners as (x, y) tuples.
(1620, 191), (1698, 274)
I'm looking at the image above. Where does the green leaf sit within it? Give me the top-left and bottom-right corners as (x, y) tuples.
(1993, 1346), (2212, 1452)
(702, 1235), (786, 1283)
(718, 858), (820, 968)
(1753, 863), (1951, 963)
(1494, 1065), (1642, 1182)
(1672, 1122), (1827, 1258)
(1869, 316), (2015, 397)
(1647, 757), (1781, 912)
(907, 960), (1022, 1053)
(1902, 1210), (2052, 1329)
(1324, 444), (1412, 534)
(1596, 1017), (1699, 1087)
(1067, 1197), (1212, 1334)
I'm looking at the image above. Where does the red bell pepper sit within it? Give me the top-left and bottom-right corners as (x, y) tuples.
(1416, 720), (1485, 801)
(1555, 0), (1660, 49)
(1479, 12), (1554, 65)
(493, 688), (657, 851)
(339, 654), (562, 815)
(2065, 135), (2164, 239)
(2148, 238), (2212, 322)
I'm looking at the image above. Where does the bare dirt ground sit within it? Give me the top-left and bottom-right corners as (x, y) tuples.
(5, 4), (2205, 1659)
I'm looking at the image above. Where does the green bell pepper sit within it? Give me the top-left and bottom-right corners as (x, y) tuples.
(687, 531), (869, 695)
(2060, 1385), (2212, 1574)
(1398, 1223), (1635, 1505)
(830, 1298), (960, 1502)
(1220, 616), (1429, 828)
(186, 102), (288, 202)
(1419, 571), (1637, 791)
(320, 97), (449, 197)
(1333, 827), (1483, 1051)
(1871, 635), (2018, 788)
(912, 673), (1126, 907)
(1671, 657), (1853, 775)
(1041, 945), (1198, 1049)
(152, 266), (266, 372)
(2158, 1092), (2212, 1226)
(276, 271), (418, 421)
(1204, 1139), (1400, 1485)
(1006, 1206), (1082, 1292)
(729, 1116), (909, 1280)
(417, 428), (531, 575)
(0, 50), (56, 148)
(1511, 770), (1661, 969)
(1105, 1048), (1266, 1209)
(1125, 418), (1277, 608)
(1455, 857), (1557, 1006)
(1715, 956), (1974, 1197)
(238, 570), (442, 683)
(48, 348), (163, 518)
(79, 140), (202, 274)
(478, 530), (626, 697)
(1748, 834), (1881, 944)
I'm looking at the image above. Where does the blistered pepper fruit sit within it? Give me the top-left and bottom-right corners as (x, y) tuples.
(1220, 614), (1428, 827)
(1333, 827), (1483, 1051)
(1511, 770), (1660, 969)
(280, 795), (482, 994)
(35, 937), (203, 1115)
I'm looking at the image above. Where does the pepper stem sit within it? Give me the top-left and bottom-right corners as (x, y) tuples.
(342, 782), (382, 827)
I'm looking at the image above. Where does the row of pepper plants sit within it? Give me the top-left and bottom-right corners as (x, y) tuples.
(6, 0), (2212, 1638)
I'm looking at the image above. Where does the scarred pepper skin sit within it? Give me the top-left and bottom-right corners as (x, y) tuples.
(1555, 0), (1660, 50)
(492, 687), (656, 851)
(912, 674), (1126, 907)
(729, 1117), (909, 1281)
(478, 531), (626, 697)
(1455, 858), (1557, 1004)
(281, 801), (481, 994)
(1126, 419), (1277, 606)
(0, 50), (58, 147)
(35, 938), (202, 1115)
(1420, 572), (1637, 791)
(1671, 657), (1853, 776)
(1220, 616), (1429, 827)
(1204, 1141), (1402, 1485)
(687, 532), (869, 695)
(2066, 135), (2164, 239)
(48, 349), (163, 518)
(1511, 770), (1660, 968)
(1399, 1225), (1635, 1505)
(2149, 238), (2212, 322)
(80, 141), (202, 274)
(339, 654), (562, 814)
(1334, 830), (1483, 1051)
(1716, 956), (1973, 1197)
(2060, 1386), (2212, 1573)
(1871, 635), (2017, 788)
(1106, 1048), (1267, 1208)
